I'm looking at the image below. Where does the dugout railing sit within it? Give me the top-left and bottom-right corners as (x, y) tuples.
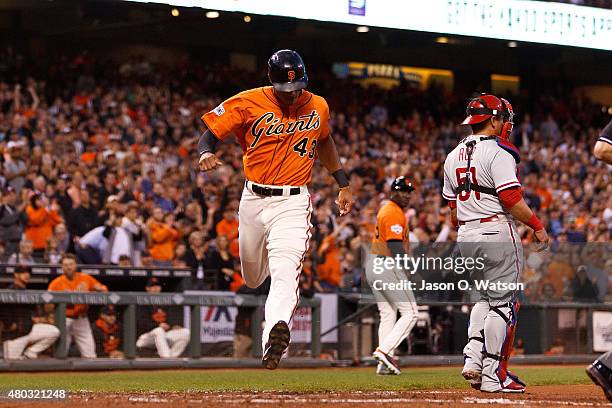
(0, 290), (322, 359)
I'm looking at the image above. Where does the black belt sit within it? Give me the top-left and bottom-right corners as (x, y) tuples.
(248, 182), (301, 197)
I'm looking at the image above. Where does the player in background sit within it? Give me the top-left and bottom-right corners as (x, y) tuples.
(586, 119), (612, 401)
(593, 119), (612, 164)
(197, 50), (353, 369)
(136, 277), (190, 358)
(48, 253), (108, 358)
(2, 265), (60, 360)
(443, 94), (549, 393)
(369, 176), (418, 375)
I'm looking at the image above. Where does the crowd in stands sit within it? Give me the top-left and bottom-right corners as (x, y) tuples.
(0, 47), (609, 305)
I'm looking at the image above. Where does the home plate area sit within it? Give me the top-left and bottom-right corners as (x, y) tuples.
(17, 385), (607, 408)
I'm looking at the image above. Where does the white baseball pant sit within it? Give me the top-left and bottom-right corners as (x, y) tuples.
(458, 217), (523, 392)
(136, 327), (190, 358)
(238, 183), (312, 354)
(65, 316), (97, 358)
(377, 298), (418, 355)
(365, 258), (418, 355)
(3, 323), (60, 359)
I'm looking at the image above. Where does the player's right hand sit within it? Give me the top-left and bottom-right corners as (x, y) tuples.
(533, 228), (550, 252)
(198, 152), (223, 172)
(336, 187), (353, 216)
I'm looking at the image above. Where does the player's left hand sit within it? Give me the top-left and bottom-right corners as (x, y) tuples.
(533, 228), (550, 252)
(199, 152), (223, 172)
(336, 187), (353, 216)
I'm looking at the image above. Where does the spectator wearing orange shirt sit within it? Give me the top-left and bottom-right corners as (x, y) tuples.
(13, 83), (39, 120)
(72, 91), (92, 111)
(316, 223), (342, 291)
(216, 207), (238, 239)
(216, 207), (239, 258)
(25, 194), (63, 257)
(48, 254), (108, 358)
(147, 207), (180, 266)
(535, 184), (553, 210)
(80, 144), (97, 165)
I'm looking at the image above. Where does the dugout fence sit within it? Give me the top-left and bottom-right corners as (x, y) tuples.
(1, 288), (610, 361)
(0, 290), (322, 360)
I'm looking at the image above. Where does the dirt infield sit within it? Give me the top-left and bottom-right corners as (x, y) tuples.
(1, 385), (608, 408)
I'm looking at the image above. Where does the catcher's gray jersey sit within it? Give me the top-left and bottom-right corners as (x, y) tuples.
(443, 135), (521, 222)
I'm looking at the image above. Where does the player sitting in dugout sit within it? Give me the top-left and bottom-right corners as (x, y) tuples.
(93, 305), (124, 359)
(2, 265), (60, 360)
(136, 277), (190, 358)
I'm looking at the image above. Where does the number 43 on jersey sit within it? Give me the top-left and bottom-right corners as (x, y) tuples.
(292, 137), (317, 159)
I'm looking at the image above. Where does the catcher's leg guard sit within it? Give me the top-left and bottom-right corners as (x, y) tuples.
(462, 300), (488, 384)
(587, 351), (612, 401)
(481, 301), (525, 393)
(598, 351), (612, 370)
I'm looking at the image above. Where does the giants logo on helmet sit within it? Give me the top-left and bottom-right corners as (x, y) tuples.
(287, 70), (296, 81)
(250, 111), (321, 139)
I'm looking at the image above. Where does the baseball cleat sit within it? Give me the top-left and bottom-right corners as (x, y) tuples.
(586, 361), (612, 401)
(492, 376), (526, 393)
(480, 383), (525, 393)
(462, 369), (482, 390)
(480, 371), (526, 393)
(372, 349), (401, 375)
(498, 379), (526, 393)
(376, 362), (394, 375)
(499, 381), (525, 394)
(262, 321), (290, 370)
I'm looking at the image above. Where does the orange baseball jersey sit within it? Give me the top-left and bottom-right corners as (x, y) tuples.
(201, 86), (330, 186)
(372, 200), (409, 256)
(48, 272), (108, 318)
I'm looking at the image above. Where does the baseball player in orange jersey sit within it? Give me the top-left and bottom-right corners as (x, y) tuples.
(443, 94), (549, 393)
(48, 253), (108, 358)
(198, 49), (353, 369)
(369, 176), (418, 375)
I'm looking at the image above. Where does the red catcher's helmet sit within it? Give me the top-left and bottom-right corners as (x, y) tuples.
(462, 94), (515, 140)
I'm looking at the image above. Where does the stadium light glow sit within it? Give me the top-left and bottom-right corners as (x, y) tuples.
(171, 8), (179, 17)
(244, 15), (252, 23)
(124, 0), (612, 51)
(508, 41), (518, 48)
(206, 11), (220, 19)
(356, 26), (369, 33)
(436, 37), (449, 44)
